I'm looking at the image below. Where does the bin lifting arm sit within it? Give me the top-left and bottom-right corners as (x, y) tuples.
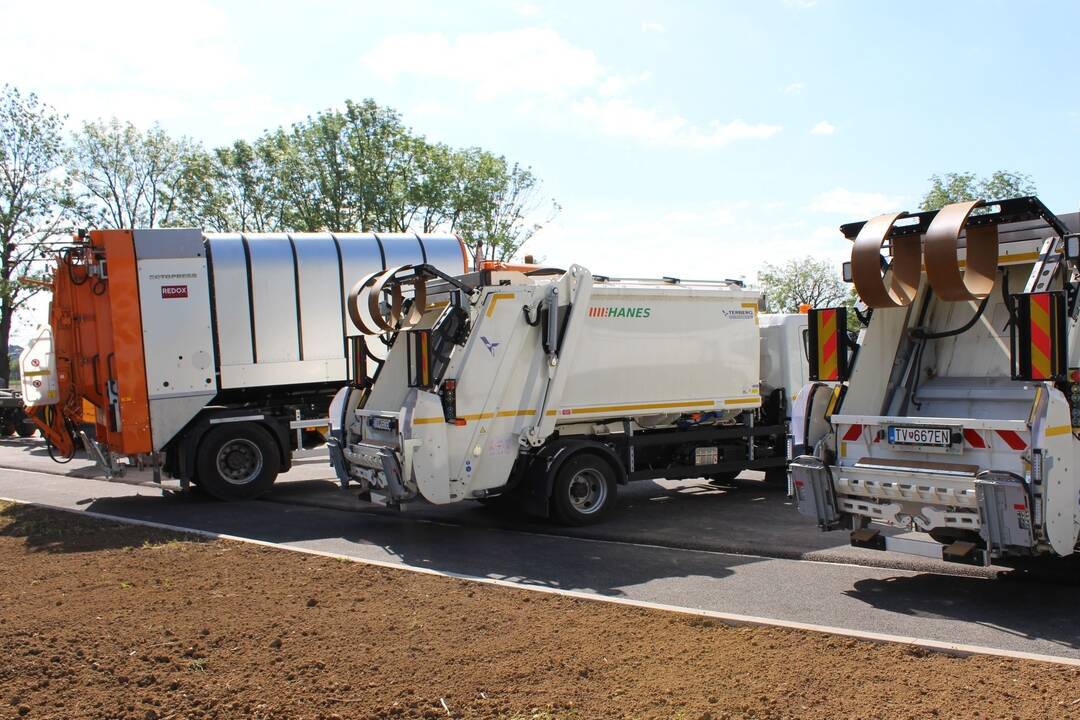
(522, 265), (593, 447)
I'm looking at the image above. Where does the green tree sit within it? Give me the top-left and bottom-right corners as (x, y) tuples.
(919, 171), (1036, 211)
(758, 256), (852, 313)
(0, 86), (72, 385)
(69, 118), (200, 228)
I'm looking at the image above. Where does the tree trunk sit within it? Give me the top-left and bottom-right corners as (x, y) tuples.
(0, 302), (12, 388)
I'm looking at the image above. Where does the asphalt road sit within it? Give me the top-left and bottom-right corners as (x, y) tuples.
(2, 441), (1080, 661)
(0, 437), (982, 575)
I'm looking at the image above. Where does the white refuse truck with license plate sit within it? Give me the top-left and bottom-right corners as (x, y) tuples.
(329, 262), (807, 524)
(791, 196), (1080, 565)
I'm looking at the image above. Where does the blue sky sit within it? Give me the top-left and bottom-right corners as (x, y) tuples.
(4, 0), (1079, 336)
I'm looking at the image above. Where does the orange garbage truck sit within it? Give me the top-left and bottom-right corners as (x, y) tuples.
(20, 228), (468, 499)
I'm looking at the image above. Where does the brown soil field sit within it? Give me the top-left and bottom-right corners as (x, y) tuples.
(1, 502), (1078, 720)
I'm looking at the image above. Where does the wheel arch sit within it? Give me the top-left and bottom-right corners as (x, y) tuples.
(518, 437), (626, 518)
(167, 410), (292, 483)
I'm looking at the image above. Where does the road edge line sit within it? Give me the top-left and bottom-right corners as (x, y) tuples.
(2, 495), (1077, 669)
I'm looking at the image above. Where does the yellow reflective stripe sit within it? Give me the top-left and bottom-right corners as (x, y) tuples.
(825, 385), (842, 416)
(413, 398), (755, 424)
(1030, 294), (1052, 379)
(1045, 424), (1072, 437)
(566, 400), (715, 415)
(816, 309), (838, 381)
(485, 292), (515, 317)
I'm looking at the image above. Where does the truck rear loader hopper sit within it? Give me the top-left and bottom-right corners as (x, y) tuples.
(329, 263), (808, 524)
(19, 229), (468, 499)
(791, 196), (1080, 565)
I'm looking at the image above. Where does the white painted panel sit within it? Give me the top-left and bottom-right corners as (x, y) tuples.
(137, 256), (217, 398)
(219, 358), (347, 390)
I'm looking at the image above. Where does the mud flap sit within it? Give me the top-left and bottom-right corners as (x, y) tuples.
(976, 474), (1035, 556)
(790, 455), (841, 529)
(327, 386), (352, 489)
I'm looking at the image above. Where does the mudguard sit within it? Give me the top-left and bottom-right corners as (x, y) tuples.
(519, 439), (627, 518)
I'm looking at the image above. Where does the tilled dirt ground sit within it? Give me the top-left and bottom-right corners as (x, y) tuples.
(1, 503), (1078, 720)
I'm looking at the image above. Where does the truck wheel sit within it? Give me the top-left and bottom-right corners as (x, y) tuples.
(551, 453), (617, 525)
(196, 423), (280, 501)
(15, 411), (36, 438)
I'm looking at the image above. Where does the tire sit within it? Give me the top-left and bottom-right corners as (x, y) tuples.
(15, 411), (36, 438)
(550, 453), (617, 526)
(195, 423), (281, 501)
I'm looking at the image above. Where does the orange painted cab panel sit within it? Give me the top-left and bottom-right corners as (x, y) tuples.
(39, 231), (153, 457)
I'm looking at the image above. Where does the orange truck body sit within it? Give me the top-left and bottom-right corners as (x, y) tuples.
(33, 231), (153, 458)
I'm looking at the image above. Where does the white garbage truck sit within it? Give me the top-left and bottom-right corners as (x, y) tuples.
(791, 196), (1080, 565)
(329, 262), (808, 524)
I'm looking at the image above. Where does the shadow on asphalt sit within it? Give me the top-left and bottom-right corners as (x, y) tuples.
(78, 490), (763, 596)
(263, 476), (958, 578)
(845, 574), (1080, 650)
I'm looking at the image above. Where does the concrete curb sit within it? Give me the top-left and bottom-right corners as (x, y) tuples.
(3, 494), (1077, 669)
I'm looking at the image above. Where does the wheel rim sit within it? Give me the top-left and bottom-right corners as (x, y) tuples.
(216, 438), (263, 486)
(567, 467), (607, 515)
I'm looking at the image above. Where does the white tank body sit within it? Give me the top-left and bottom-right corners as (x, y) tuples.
(559, 283), (763, 420)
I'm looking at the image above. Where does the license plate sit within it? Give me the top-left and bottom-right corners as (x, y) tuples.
(887, 425), (952, 447)
(368, 416), (397, 432)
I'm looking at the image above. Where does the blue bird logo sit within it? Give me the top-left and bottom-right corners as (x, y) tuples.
(481, 336), (499, 356)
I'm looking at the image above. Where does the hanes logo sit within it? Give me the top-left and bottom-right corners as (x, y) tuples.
(161, 285), (188, 299)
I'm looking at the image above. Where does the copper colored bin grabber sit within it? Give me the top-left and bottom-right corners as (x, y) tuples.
(851, 212), (921, 309)
(348, 265), (429, 335)
(923, 200), (998, 302)
(849, 200), (1001, 309)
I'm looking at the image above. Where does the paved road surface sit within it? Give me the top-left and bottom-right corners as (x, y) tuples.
(0, 438), (986, 575)
(2, 460), (1080, 662)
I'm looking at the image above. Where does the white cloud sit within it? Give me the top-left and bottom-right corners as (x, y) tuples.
(810, 188), (907, 217)
(363, 28), (782, 149)
(641, 21), (666, 33)
(522, 201), (851, 282)
(516, 2), (542, 17)
(362, 29), (605, 102)
(783, 82), (806, 94)
(810, 120), (836, 135)
(0, 0), (308, 142)
(572, 98), (782, 147)
(597, 72), (653, 97)
(784, 0), (818, 8)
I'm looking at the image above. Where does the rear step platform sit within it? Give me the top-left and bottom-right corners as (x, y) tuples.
(850, 528), (989, 566)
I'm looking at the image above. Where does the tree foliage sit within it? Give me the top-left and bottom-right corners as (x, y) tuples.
(919, 171), (1036, 211)
(757, 256), (851, 313)
(69, 118), (200, 228)
(0, 85), (72, 384)
(111, 98), (557, 263)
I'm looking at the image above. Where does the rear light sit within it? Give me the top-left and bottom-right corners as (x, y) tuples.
(1031, 449), (1043, 485)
